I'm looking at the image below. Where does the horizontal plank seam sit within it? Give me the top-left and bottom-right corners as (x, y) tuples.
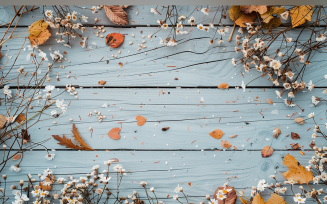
(2, 86), (327, 89)
(3, 149), (314, 151)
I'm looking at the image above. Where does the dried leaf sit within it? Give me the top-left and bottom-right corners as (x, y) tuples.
(0, 114), (7, 129)
(239, 197), (249, 204)
(218, 83), (229, 90)
(229, 135), (238, 138)
(104, 5), (129, 25)
(98, 80), (106, 85)
(40, 182), (52, 191)
(273, 127), (281, 138)
(235, 12), (257, 27)
(228, 6), (243, 21)
(265, 99), (273, 104)
(72, 124), (94, 150)
(105, 33), (125, 48)
(118, 62), (123, 67)
(221, 140), (232, 149)
(136, 115), (147, 126)
(240, 5), (268, 14)
(262, 17), (282, 29)
(291, 132), (300, 140)
(265, 193), (287, 204)
(261, 146), (274, 157)
(108, 127), (121, 140)
(294, 117), (304, 125)
(52, 134), (85, 150)
(213, 185), (237, 204)
(15, 113), (26, 124)
(119, 5), (129, 9)
(28, 19), (48, 36)
(252, 193), (264, 204)
(260, 6), (286, 23)
(291, 143), (301, 150)
(280, 153), (313, 184)
(22, 129), (30, 141)
(13, 154), (21, 161)
(162, 127), (170, 131)
(209, 129), (224, 139)
(290, 5), (314, 28)
(28, 29), (51, 46)
(309, 141), (316, 149)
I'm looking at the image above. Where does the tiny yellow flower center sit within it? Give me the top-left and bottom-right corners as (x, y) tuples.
(222, 190), (228, 194)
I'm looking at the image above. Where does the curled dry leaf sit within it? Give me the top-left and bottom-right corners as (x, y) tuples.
(281, 153), (313, 184)
(221, 140), (232, 149)
(290, 5), (314, 28)
(28, 29), (51, 46)
(213, 185), (237, 204)
(291, 143), (301, 150)
(28, 19), (51, 46)
(273, 127), (281, 138)
(108, 127), (121, 140)
(240, 5), (268, 14)
(104, 5), (129, 25)
(239, 196), (249, 204)
(229, 5), (256, 27)
(119, 5), (129, 9)
(265, 99), (273, 104)
(136, 115), (147, 126)
(291, 132), (300, 140)
(162, 127), (170, 131)
(294, 117), (304, 125)
(229, 135), (238, 138)
(15, 113), (26, 124)
(13, 154), (21, 161)
(261, 146), (273, 157)
(209, 129), (224, 139)
(72, 124), (94, 151)
(309, 141), (316, 149)
(260, 6), (286, 23)
(218, 83), (229, 90)
(98, 80), (106, 85)
(105, 33), (125, 48)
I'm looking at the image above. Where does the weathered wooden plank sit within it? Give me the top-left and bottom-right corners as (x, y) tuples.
(1, 27), (326, 87)
(2, 88), (325, 150)
(1, 5), (325, 27)
(1, 150), (315, 203)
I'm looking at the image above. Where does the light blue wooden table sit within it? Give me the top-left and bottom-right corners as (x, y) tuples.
(0, 5), (326, 203)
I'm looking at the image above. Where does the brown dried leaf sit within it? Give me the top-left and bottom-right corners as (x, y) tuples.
(235, 12), (257, 27)
(28, 19), (48, 36)
(209, 129), (224, 139)
(104, 5), (129, 25)
(280, 153), (313, 184)
(239, 197), (249, 204)
(52, 134), (84, 150)
(15, 113), (26, 124)
(119, 5), (129, 9)
(290, 5), (314, 28)
(291, 132), (300, 140)
(162, 127), (170, 131)
(240, 5), (268, 14)
(273, 127), (281, 138)
(229, 6), (243, 21)
(309, 141), (316, 149)
(265, 193), (287, 204)
(261, 146), (273, 157)
(221, 140), (232, 149)
(291, 143), (301, 150)
(98, 80), (106, 85)
(22, 129), (30, 141)
(28, 29), (51, 46)
(260, 6), (286, 23)
(218, 83), (229, 90)
(262, 17), (282, 29)
(213, 185), (237, 204)
(105, 33), (125, 48)
(13, 154), (21, 161)
(265, 99), (273, 104)
(294, 117), (304, 125)
(72, 124), (94, 151)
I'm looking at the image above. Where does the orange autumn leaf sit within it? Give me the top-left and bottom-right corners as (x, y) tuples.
(98, 80), (106, 85)
(105, 33), (125, 48)
(28, 29), (51, 46)
(28, 19), (48, 36)
(221, 140), (232, 149)
(252, 193), (264, 204)
(72, 124), (94, 151)
(235, 12), (257, 27)
(239, 197), (249, 204)
(218, 83), (229, 90)
(13, 154), (21, 161)
(108, 127), (121, 140)
(209, 129), (224, 139)
(15, 113), (26, 124)
(290, 5), (314, 28)
(261, 146), (273, 157)
(136, 115), (147, 126)
(280, 153), (313, 184)
(265, 193), (287, 204)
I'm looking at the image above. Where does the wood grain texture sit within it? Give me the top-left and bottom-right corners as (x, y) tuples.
(1, 150), (316, 203)
(1, 27), (326, 87)
(2, 88), (326, 150)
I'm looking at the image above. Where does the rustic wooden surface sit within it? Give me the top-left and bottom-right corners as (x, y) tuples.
(1, 5), (327, 204)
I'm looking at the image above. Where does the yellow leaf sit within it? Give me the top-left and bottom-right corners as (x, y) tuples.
(252, 194), (264, 204)
(28, 19), (49, 37)
(240, 5), (268, 14)
(28, 29), (51, 46)
(261, 6), (286, 23)
(262, 17), (282, 29)
(235, 12), (256, 27)
(265, 193), (287, 204)
(280, 153), (313, 184)
(290, 5), (314, 28)
(228, 6), (243, 21)
(239, 196), (249, 204)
